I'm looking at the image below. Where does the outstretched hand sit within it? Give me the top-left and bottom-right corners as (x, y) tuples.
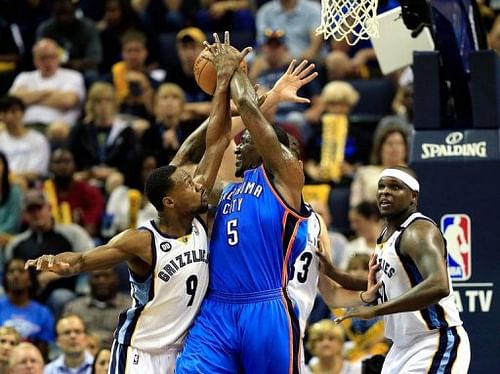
(271, 59), (318, 104)
(25, 255), (72, 276)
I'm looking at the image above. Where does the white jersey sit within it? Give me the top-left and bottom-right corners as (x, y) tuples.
(114, 218), (209, 352)
(374, 212), (462, 347)
(288, 212), (321, 334)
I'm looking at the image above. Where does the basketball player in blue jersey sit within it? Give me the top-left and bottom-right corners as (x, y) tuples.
(319, 166), (470, 374)
(175, 54), (332, 371)
(25, 33), (252, 374)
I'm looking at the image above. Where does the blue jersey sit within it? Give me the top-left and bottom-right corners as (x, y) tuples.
(209, 165), (310, 293)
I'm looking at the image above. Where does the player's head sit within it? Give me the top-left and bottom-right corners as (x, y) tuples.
(234, 126), (297, 177)
(377, 165), (419, 218)
(145, 165), (208, 217)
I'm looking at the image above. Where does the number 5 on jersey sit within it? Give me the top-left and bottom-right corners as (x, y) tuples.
(227, 219), (239, 246)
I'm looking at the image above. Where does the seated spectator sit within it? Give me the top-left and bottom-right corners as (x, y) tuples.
(306, 319), (361, 374)
(0, 96), (50, 182)
(141, 83), (199, 164)
(350, 116), (410, 208)
(0, 326), (20, 374)
(340, 201), (381, 269)
(164, 27), (212, 121)
(85, 332), (101, 357)
(108, 31), (160, 118)
(8, 38), (85, 129)
(98, 0), (159, 74)
(0, 258), (55, 358)
(391, 68), (414, 124)
(44, 314), (93, 374)
(256, 0), (323, 61)
(102, 152), (158, 238)
(7, 342), (44, 374)
(36, 0), (102, 81)
(66, 82), (139, 184)
(44, 148), (104, 237)
(0, 151), (23, 248)
(4, 190), (94, 316)
(63, 268), (130, 348)
(304, 81), (361, 184)
(0, 16), (23, 96)
(91, 347), (111, 374)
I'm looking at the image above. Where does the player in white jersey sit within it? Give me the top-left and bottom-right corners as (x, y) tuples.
(288, 208), (381, 373)
(25, 35), (251, 374)
(322, 166), (470, 374)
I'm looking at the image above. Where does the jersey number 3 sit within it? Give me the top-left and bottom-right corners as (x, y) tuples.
(294, 252), (313, 283)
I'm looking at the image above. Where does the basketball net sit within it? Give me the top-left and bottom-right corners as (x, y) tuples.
(316, 0), (379, 45)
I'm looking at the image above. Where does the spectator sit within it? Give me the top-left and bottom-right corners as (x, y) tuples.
(0, 151), (23, 248)
(164, 27), (212, 121)
(63, 268), (130, 348)
(7, 342), (44, 374)
(141, 83), (199, 164)
(102, 152), (157, 239)
(0, 326), (20, 374)
(66, 82), (139, 184)
(304, 81), (361, 184)
(0, 95), (50, 183)
(350, 117), (410, 208)
(109, 31), (160, 118)
(44, 314), (93, 374)
(256, 0), (323, 61)
(85, 332), (101, 357)
(0, 16), (23, 96)
(36, 0), (102, 81)
(340, 201), (381, 269)
(44, 148), (105, 237)
(0, 258), (55, 358)
(306, 319), (361, 374)
(8, 39), (85, 129)
(98, 0), (159, 74)
(5, 190), (94, 316)
(90, 347), (111, 374)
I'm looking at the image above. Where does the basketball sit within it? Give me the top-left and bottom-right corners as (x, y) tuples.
(193, 47), (248, 95)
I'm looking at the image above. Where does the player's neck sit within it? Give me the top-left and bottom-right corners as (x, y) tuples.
(157, 214), (193, 238)
(386, 207), (417, 231)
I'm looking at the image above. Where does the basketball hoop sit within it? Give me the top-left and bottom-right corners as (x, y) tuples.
(316, 0), (379, 45)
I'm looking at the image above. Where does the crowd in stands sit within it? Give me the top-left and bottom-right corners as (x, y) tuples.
(0, 0), (499, 372)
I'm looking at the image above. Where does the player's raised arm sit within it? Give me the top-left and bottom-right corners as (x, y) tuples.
(25, 229), (152, 277)
(230, 60), (316, 208)
(193, 32), (251, 193)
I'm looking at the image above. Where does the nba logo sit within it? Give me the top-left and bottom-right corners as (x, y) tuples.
(441, 214), (471, 281)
